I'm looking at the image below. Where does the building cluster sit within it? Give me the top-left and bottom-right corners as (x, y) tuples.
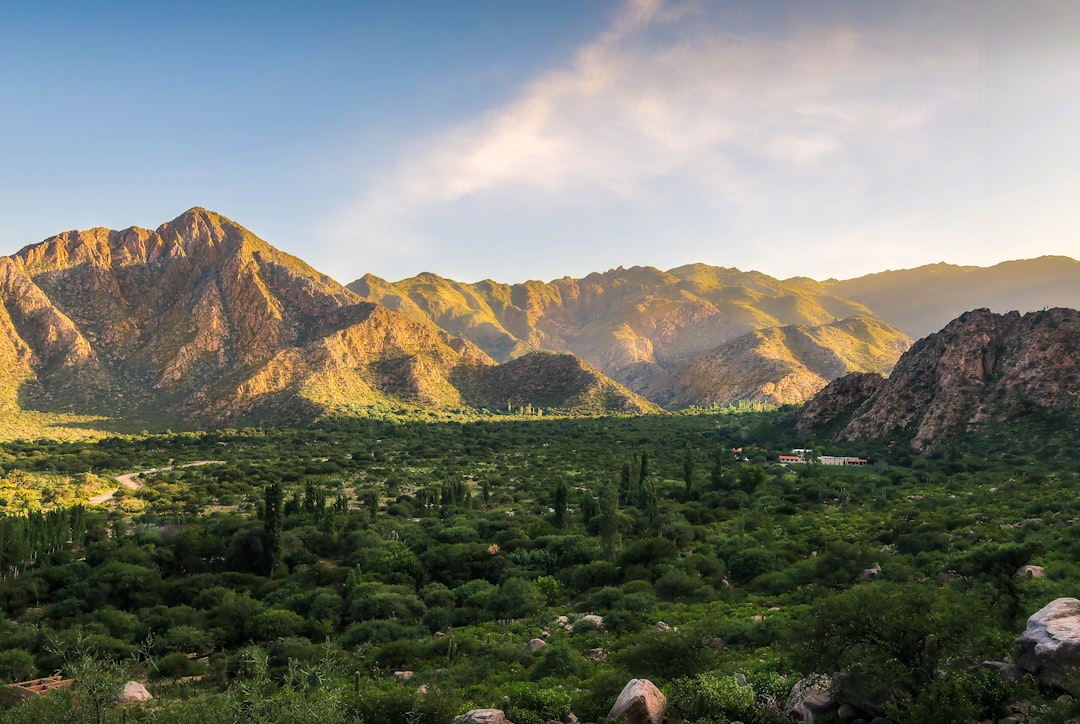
(778, 449), (868, 466)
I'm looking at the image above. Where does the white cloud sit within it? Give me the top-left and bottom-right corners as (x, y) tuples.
(326, 0), (980, 279)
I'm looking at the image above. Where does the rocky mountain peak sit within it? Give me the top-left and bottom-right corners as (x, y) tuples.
(797, 307), (1080, 450)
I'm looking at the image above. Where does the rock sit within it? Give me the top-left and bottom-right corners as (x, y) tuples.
(524, 638), (547, 652)
(783, 674), (834, 724)
(1015, 598), (1080, 685)
(607, 678), (666, 724)
(561, 715), (579, 723)
(654, 621), (672, 632)
(586, 647), (606, 661)
(859, 563), (882, 581)
(453, 709), (514, 724)
(393, 670), (413, 680)
(1017, 565), (1046, 578)
(114, 681), (153, 703)
(417, 684), (429, 694)
(581, 614), (604, 631)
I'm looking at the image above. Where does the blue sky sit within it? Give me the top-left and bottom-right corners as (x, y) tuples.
(2, 0), (1077, 284)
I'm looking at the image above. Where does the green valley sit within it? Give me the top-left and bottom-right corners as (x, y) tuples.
(0, 410), (1077, 722)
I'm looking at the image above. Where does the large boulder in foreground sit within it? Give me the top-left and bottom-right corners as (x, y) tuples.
(607, 678), (666, 724)
(1015, 598), (1080, 685)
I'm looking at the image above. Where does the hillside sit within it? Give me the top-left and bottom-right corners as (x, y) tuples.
(0, 209), (650, 430)
(797, 307), (1080, 450)
(824, 256), (1080, 339)
(349, 264), (879, 398)
(646, 315), (910, 408)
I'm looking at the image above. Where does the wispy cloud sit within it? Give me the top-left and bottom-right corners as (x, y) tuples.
(327, 0), (977, 278)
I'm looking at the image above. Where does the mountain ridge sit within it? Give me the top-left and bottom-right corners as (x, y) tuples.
(0, 208), (1076, 434)
(0, 209), (653, 430)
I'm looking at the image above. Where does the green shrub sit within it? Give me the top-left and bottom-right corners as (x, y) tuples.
(498, 681), (572, 724)
(668, 672), (756, 723)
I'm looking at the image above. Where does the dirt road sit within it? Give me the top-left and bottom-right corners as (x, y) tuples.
(88, 461), (224, 506)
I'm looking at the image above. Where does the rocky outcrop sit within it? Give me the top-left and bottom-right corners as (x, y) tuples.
(607, 678), (666, 724)
(1015, 598), (1080, 685)
(797, 308), (1080, 450)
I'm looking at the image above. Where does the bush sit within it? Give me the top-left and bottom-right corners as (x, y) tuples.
(0, 648), (34, 683)
(499, 681), (573, 724)
(668, 672), (756, 723)
(153, 651), (208, 680)
(726, 548), (778, 585)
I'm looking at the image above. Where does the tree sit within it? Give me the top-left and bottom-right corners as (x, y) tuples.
(682, 444), (695, 500)
(553, 480), (569, 529)
(0, 648), (34, 682)
(710, 443), (727, 490)
(262, 481), (284, 576)
(599, 484), (621, 558)
(792, 582), (987, 719)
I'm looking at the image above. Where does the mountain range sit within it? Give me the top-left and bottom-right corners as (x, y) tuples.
(0, 208), (1076, 432)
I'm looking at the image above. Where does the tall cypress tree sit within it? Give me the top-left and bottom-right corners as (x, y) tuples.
(682, 443), (695, 500)
(263, 480), (283, 576)
(554, 480), (569, 529)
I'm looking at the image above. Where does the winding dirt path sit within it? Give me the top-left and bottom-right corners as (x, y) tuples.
(88, 461), (225, 506)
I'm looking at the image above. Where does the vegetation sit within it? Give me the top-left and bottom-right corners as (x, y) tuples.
(0, 409), (1076, 722)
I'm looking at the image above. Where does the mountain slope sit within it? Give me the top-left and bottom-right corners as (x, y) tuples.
(796, 308), (1080, 450)
(647, 316), (910, 407)
(0, 209), (650, 428)
(348, 264), (878, 395)
(824, 256), (1080, 339)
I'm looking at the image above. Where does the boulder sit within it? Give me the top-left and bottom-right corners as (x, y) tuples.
(580, 614), (604, 631)
(783, 674), (834, 724)
(114, 681), (153, 703)
(859, 563), (882, 581)
(453, 710), (514, 724)
(1015, 598), (1080, 685)
(1017, 565), (1046, 578)
(524, 638), (547, 652)
(393, 670), (414, 681)
(607, 678), (666, 724)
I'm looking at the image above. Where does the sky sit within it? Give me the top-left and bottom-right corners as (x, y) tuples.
(1, 0), (1077, 285)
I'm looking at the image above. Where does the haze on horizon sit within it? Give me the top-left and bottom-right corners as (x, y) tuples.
(1, 0), (1077, 286)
